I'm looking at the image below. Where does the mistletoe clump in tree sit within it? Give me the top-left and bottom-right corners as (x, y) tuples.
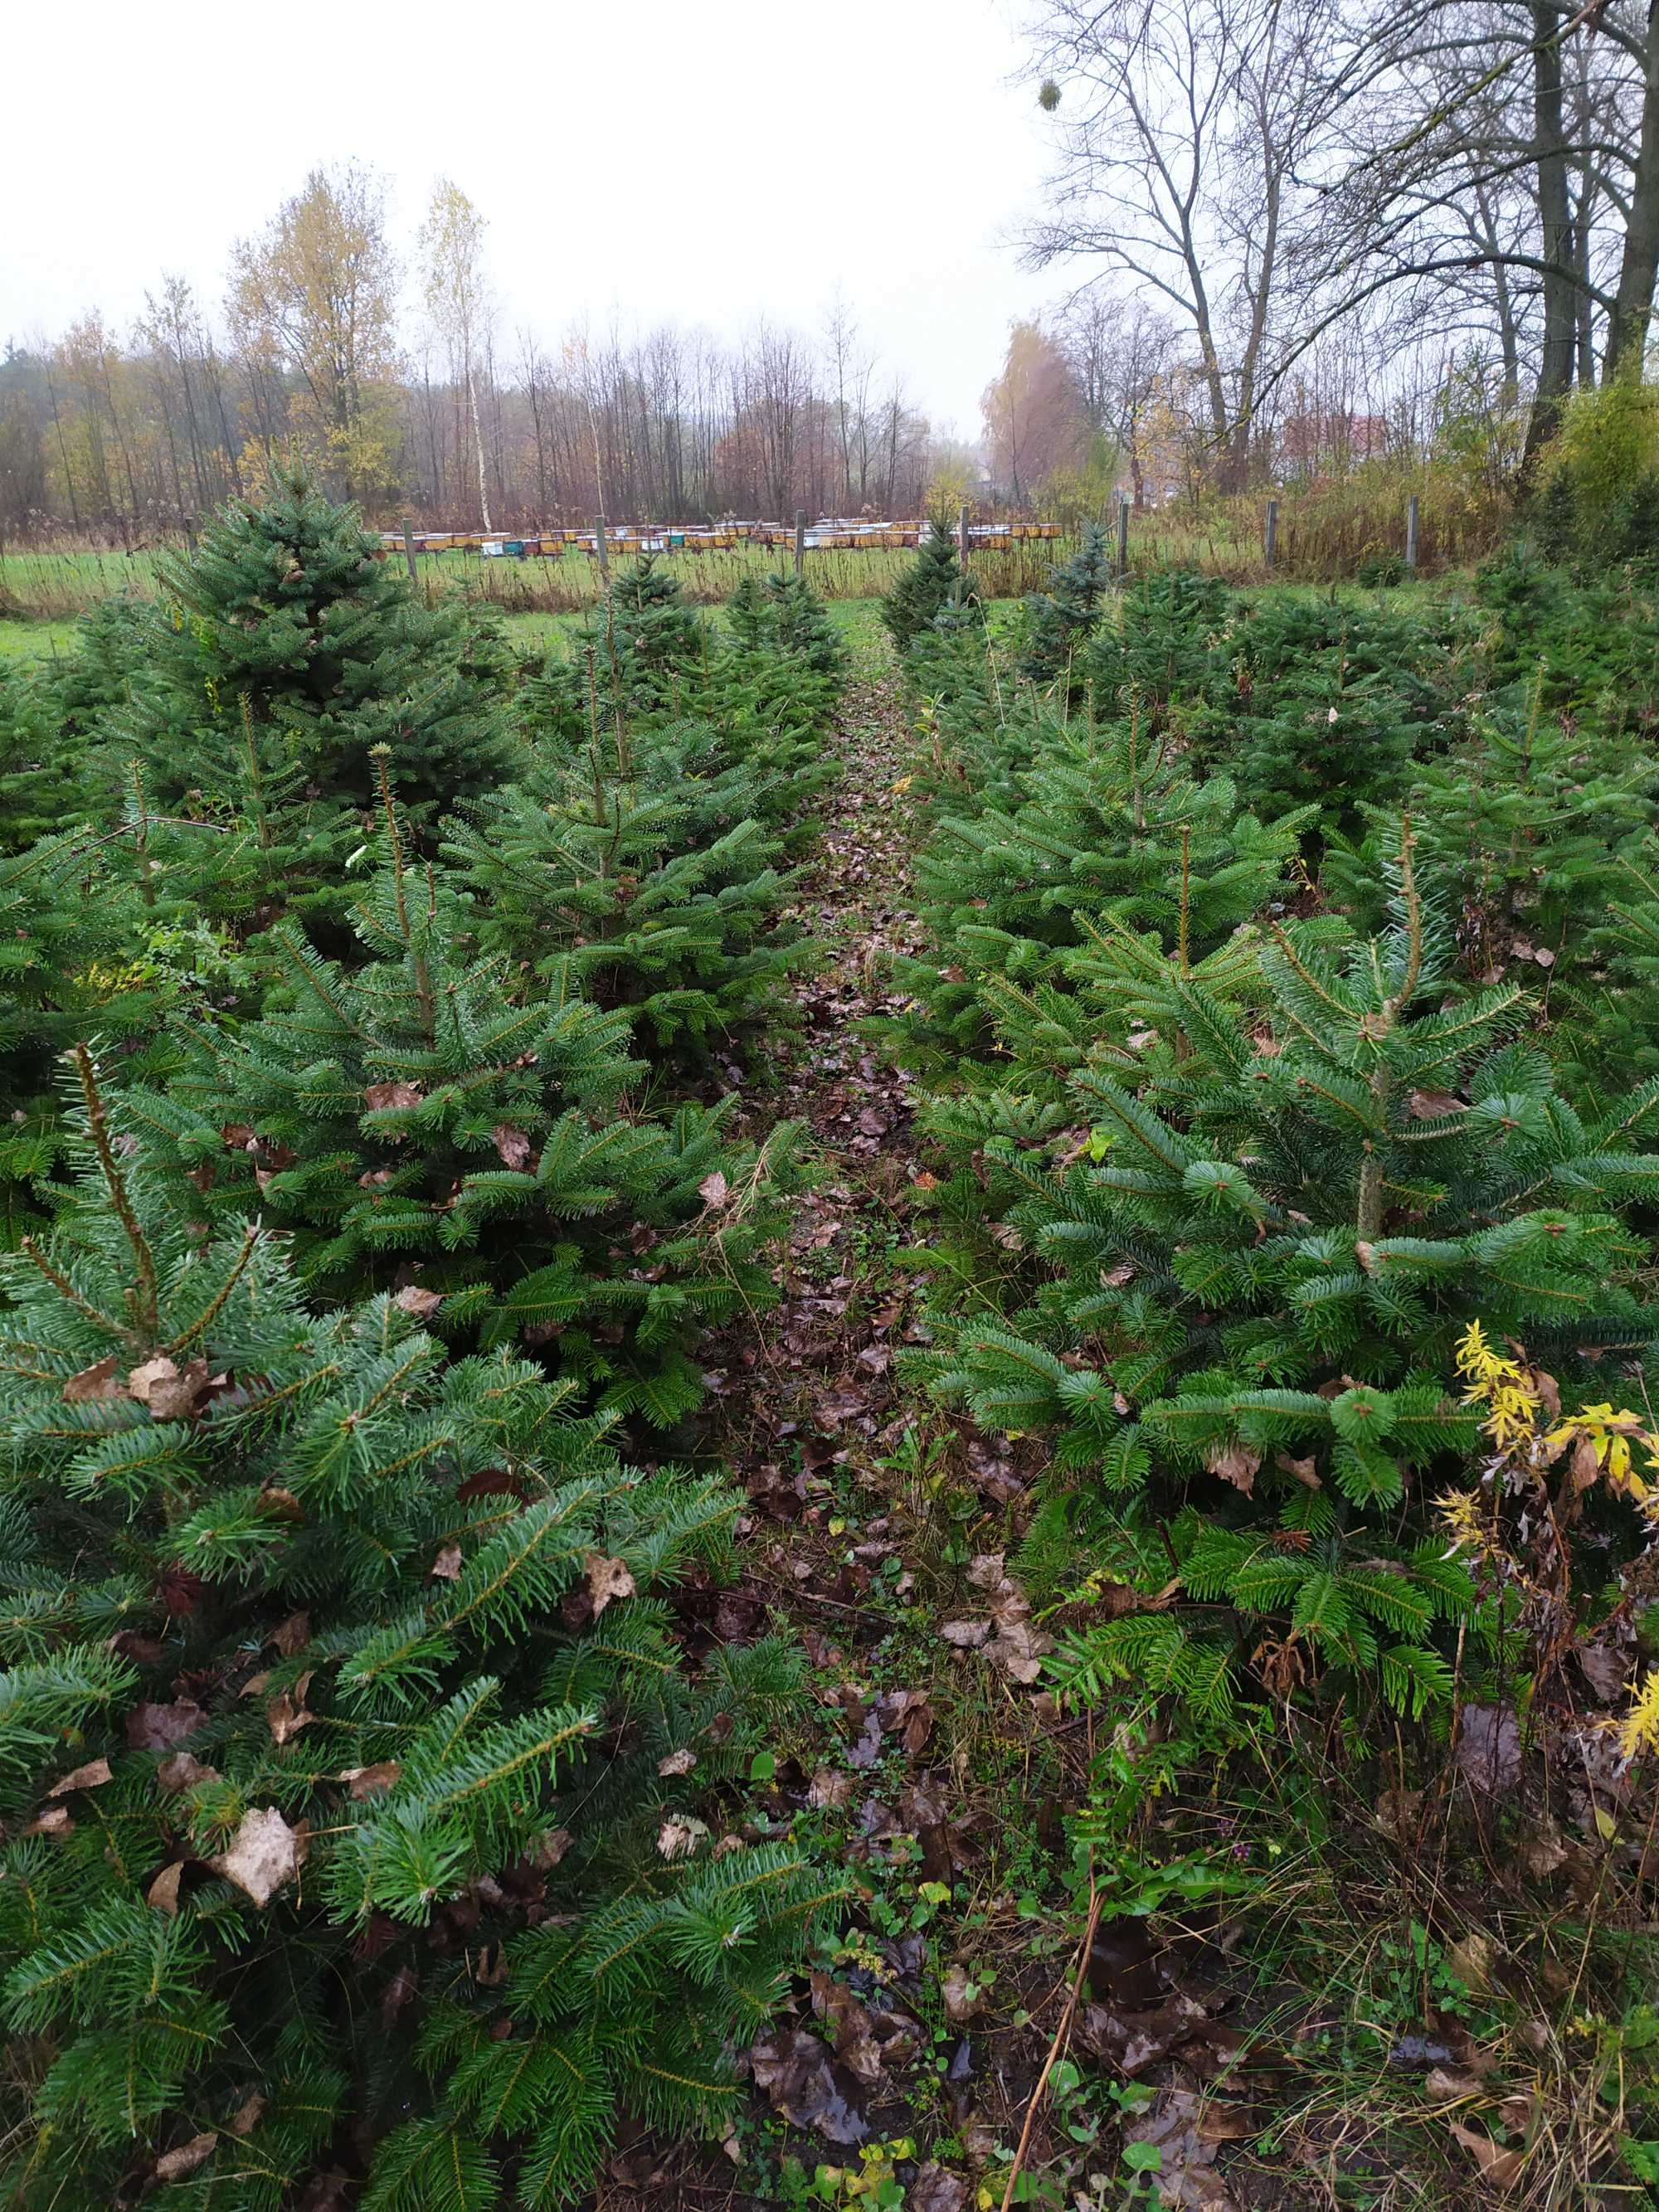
(142, 760), (791, 1428)
(443, 713), (807, 1060)
(0, 1053), (839, 2210)
(123, 468), (514, 821)
(881, 515), (984, 654)
(915, 827), (1659, 1723)
(1016, 521), (1116, 686)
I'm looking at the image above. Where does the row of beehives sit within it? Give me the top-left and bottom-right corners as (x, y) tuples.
(377, 520), (1063, 559)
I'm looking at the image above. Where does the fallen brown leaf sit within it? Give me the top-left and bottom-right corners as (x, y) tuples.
(62, 1355), (121, 1403)
(210, 1806), (309, 1906)
(585, 1553), (636, 1616)
(147, 1860), (184, 1915)
(154, 2134), (218, 2185)
(337, 1761), (401, 1800)
(1450, 2121), (1524, 2189)
(46, 1757), (113, 1796)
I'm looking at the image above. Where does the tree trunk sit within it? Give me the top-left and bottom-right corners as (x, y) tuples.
(1606, 0), (1659, 378)
(466, 361), (492, 532)
(1522, 0), (1578, 473)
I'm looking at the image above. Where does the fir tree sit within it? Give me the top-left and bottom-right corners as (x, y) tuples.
(442, 716), (806, 1057)
(123, 469), (515, 821)
(721, 571), (847, 738)
(1322, 681), (1659, 1089)
(1082, 568), (1228, 734)
(1017, 522), (1115, 686)
(911, 828), (1659, 1717)
(137, 761), (788, 1427)
(881, 516), (983, 654)
(0, 1053), (841, 2209)
(895, 706), (1312, 1081)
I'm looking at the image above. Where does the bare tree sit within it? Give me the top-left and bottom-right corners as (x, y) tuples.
(419, 179), (496, 530)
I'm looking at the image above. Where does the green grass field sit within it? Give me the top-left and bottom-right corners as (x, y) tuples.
(0, 538), (1073, 624)
(0, 597), (889, 668)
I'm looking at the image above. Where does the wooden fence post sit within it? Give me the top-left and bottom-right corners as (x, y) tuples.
(1116, 498), (1130, 579)
(183, 515), (197, 558)
(1405, 494), (1419, 573)
(1263, 498), (1278, 572)
(401, 518), (419, 587)
(595, 513), (610, 582)
(794, 508), (806, 576)
(958, 503), (971, 575)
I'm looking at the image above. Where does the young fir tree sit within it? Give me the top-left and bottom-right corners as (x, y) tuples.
(1474, 542), (1659, 726)
(1321, 680), (1659, 1087)
(442, 713), (807, 1057)
(912, 828), (1659, 1720)
(121, 469), (515, 822)
(1082, 568), (1229, 735)
(721, 571), (847, 737)
(0, 1051), (840, 2210)
(139, 759), (790, 1427)
(0, 785), (272, 1249)
(1016, 522), (1116, 686)
(1224, 637), (1424, 832)
(895, 705), (1312, 1082)
(881, 516), (984, 654)
(528, 557), (713, 746)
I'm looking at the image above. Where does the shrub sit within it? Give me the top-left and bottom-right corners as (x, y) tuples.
(881, 517), (983, 654)
(0, 1053), (837, 2207)
(137, 766), (790, 1428)
(123, 469), (515, 820)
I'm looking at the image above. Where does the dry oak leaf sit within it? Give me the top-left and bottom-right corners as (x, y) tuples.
(429, 1543), (464, 1582)
(154, 2134), (218, 2185)
(229, 2092), (267, 2137)
(940, 1620), (992, 1650)
(1408, 1089), (1465, 1120)
(1457, 1703), (1522, 1796)
(490, 1123), (533, 1170)
(211, 1806), (309, 1906)
(23, 1806), (73, 1840)
(266, 1671), (316, 1747)
(698, 1169), (729, 1208)
(46, 1757), (113, 1796)
(807, 1767), (857, 1811)
(148, 1359), (216, 1421)
(127, 1354), (181, 1405)
(62, 1355), (122, 1403)
(363, 1082), (424, 1111)
(907, 2166), (969, 2212)
(1204, 1441), (1260, 1495)
(393, 1284), (443, 1320)
(147, 1860), (185, 1915)
(941, 1963), (984, 2022)
(337, 1761), (401, 1800)
(157, 1751), (221, 1792)
(127, 1698), (207, 1752)
(1449, 2121), (1524, 2190)
(268, 1610), (312, 1659)
(585, 1553), (636, 1617)
(990, 1617), (1054, 1686)
(657, 1748), (698, 1777)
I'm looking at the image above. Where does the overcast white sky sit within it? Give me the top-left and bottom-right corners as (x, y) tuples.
(2, 0), (1070, 439)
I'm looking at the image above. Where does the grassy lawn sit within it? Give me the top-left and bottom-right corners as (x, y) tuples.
(0, 596), (891, 667)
